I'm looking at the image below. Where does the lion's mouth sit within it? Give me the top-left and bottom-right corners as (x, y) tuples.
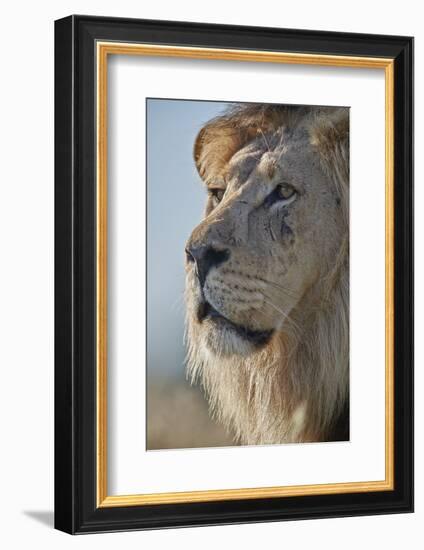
(197, 300), (273, 348)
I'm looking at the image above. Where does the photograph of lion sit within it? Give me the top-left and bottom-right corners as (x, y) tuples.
(146, 100), (349, 449)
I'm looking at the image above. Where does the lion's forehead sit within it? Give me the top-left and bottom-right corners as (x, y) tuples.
(226, 145), (263, 183)
(225, 133), (318, 189)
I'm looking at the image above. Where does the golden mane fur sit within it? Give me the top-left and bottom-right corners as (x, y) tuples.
(185, 104), (349, 444)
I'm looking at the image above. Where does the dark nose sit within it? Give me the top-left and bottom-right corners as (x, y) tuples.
(185, 245), (230, 287)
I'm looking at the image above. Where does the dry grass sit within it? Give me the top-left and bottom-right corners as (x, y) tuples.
(147, 378), (235, 450)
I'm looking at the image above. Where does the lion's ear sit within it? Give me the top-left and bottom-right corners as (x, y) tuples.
(193, 122), (249, 183)
(193, 126), (208, 177)
(310, 108), (349, 158)
(310, 108), (349, 216)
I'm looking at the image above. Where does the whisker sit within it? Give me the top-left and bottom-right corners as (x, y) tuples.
(258, 128), (270, 152)
(278, 128), (285, 149)
(261, 297), (302, 337)
(255, 276), (300, 300)
(171, 293), (185, 314)
(275, 145), (286, 166)
(246, 302), (301, 364)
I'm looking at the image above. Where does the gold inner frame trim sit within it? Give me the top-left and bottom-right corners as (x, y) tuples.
(96, 41), (395, 508)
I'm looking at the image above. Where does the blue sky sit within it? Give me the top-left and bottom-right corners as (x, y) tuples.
(147, 99), (232, 377)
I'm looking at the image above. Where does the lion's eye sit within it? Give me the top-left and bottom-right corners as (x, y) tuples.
(276, 184), (296, 201)
(264, 183), (297, 208)
(209, 188), (225, 204)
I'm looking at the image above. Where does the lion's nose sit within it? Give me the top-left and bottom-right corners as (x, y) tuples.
(185, 245), (230, 287)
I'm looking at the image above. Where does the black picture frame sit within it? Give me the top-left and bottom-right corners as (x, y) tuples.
(55, 14), (414, 534)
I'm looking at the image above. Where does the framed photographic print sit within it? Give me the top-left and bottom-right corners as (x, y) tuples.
(54, 15), (413, 534)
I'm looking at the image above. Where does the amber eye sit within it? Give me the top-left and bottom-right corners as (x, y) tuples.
(209, 188), (225, 204)
(263, 182), (297, 208)
(276, 184), (296, 201)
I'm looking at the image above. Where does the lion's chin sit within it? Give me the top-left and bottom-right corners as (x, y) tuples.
(204, 324), (259, 357)
(198, 302), (274, 357)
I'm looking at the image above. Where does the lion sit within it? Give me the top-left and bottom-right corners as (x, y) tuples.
(184, 103), (349, 445)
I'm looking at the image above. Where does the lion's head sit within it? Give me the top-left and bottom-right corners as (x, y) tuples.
(185, 104), (349, 445)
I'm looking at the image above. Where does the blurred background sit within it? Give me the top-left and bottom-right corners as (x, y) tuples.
(146, 98), (236, 450)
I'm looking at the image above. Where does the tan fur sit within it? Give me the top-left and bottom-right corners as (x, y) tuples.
(185, 104), (349, 445)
